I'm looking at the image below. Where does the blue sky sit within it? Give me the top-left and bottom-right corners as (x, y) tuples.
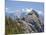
(6, 0), (44, 11)
(5, 0), (44, 17)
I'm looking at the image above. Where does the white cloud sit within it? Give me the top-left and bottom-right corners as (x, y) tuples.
(22, 8), (25, 12)
(21, 8), (33, 15)
(6, 8), (8, 10)
(15, 9), (21, 15)
(5, 7), (43, 18)
(34, 9), (43, 15)
(22, 8), (33, 13)
(38, 11), (43, 14)
(22, 8), (32, 12)
(25, 8), (32, 13)
(15, 9), (22, 18)
(15, 8), (33, 18)
(26, 8), (31, 12)
(5, 8), (15, 13)
(22, 8), (43, 16)
(5, 8), (9, 12)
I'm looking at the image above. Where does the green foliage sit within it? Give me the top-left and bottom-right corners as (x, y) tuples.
(5, 10), (44, 35)
(5, 16), (26, 35)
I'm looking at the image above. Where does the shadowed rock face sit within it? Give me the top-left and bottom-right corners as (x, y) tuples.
(5, 10), (44, 35)
(21, 10), (44, 32)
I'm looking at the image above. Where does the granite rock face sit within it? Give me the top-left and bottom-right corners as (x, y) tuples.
(5, 10), (44, 34)
(20, 10), (44, 32)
